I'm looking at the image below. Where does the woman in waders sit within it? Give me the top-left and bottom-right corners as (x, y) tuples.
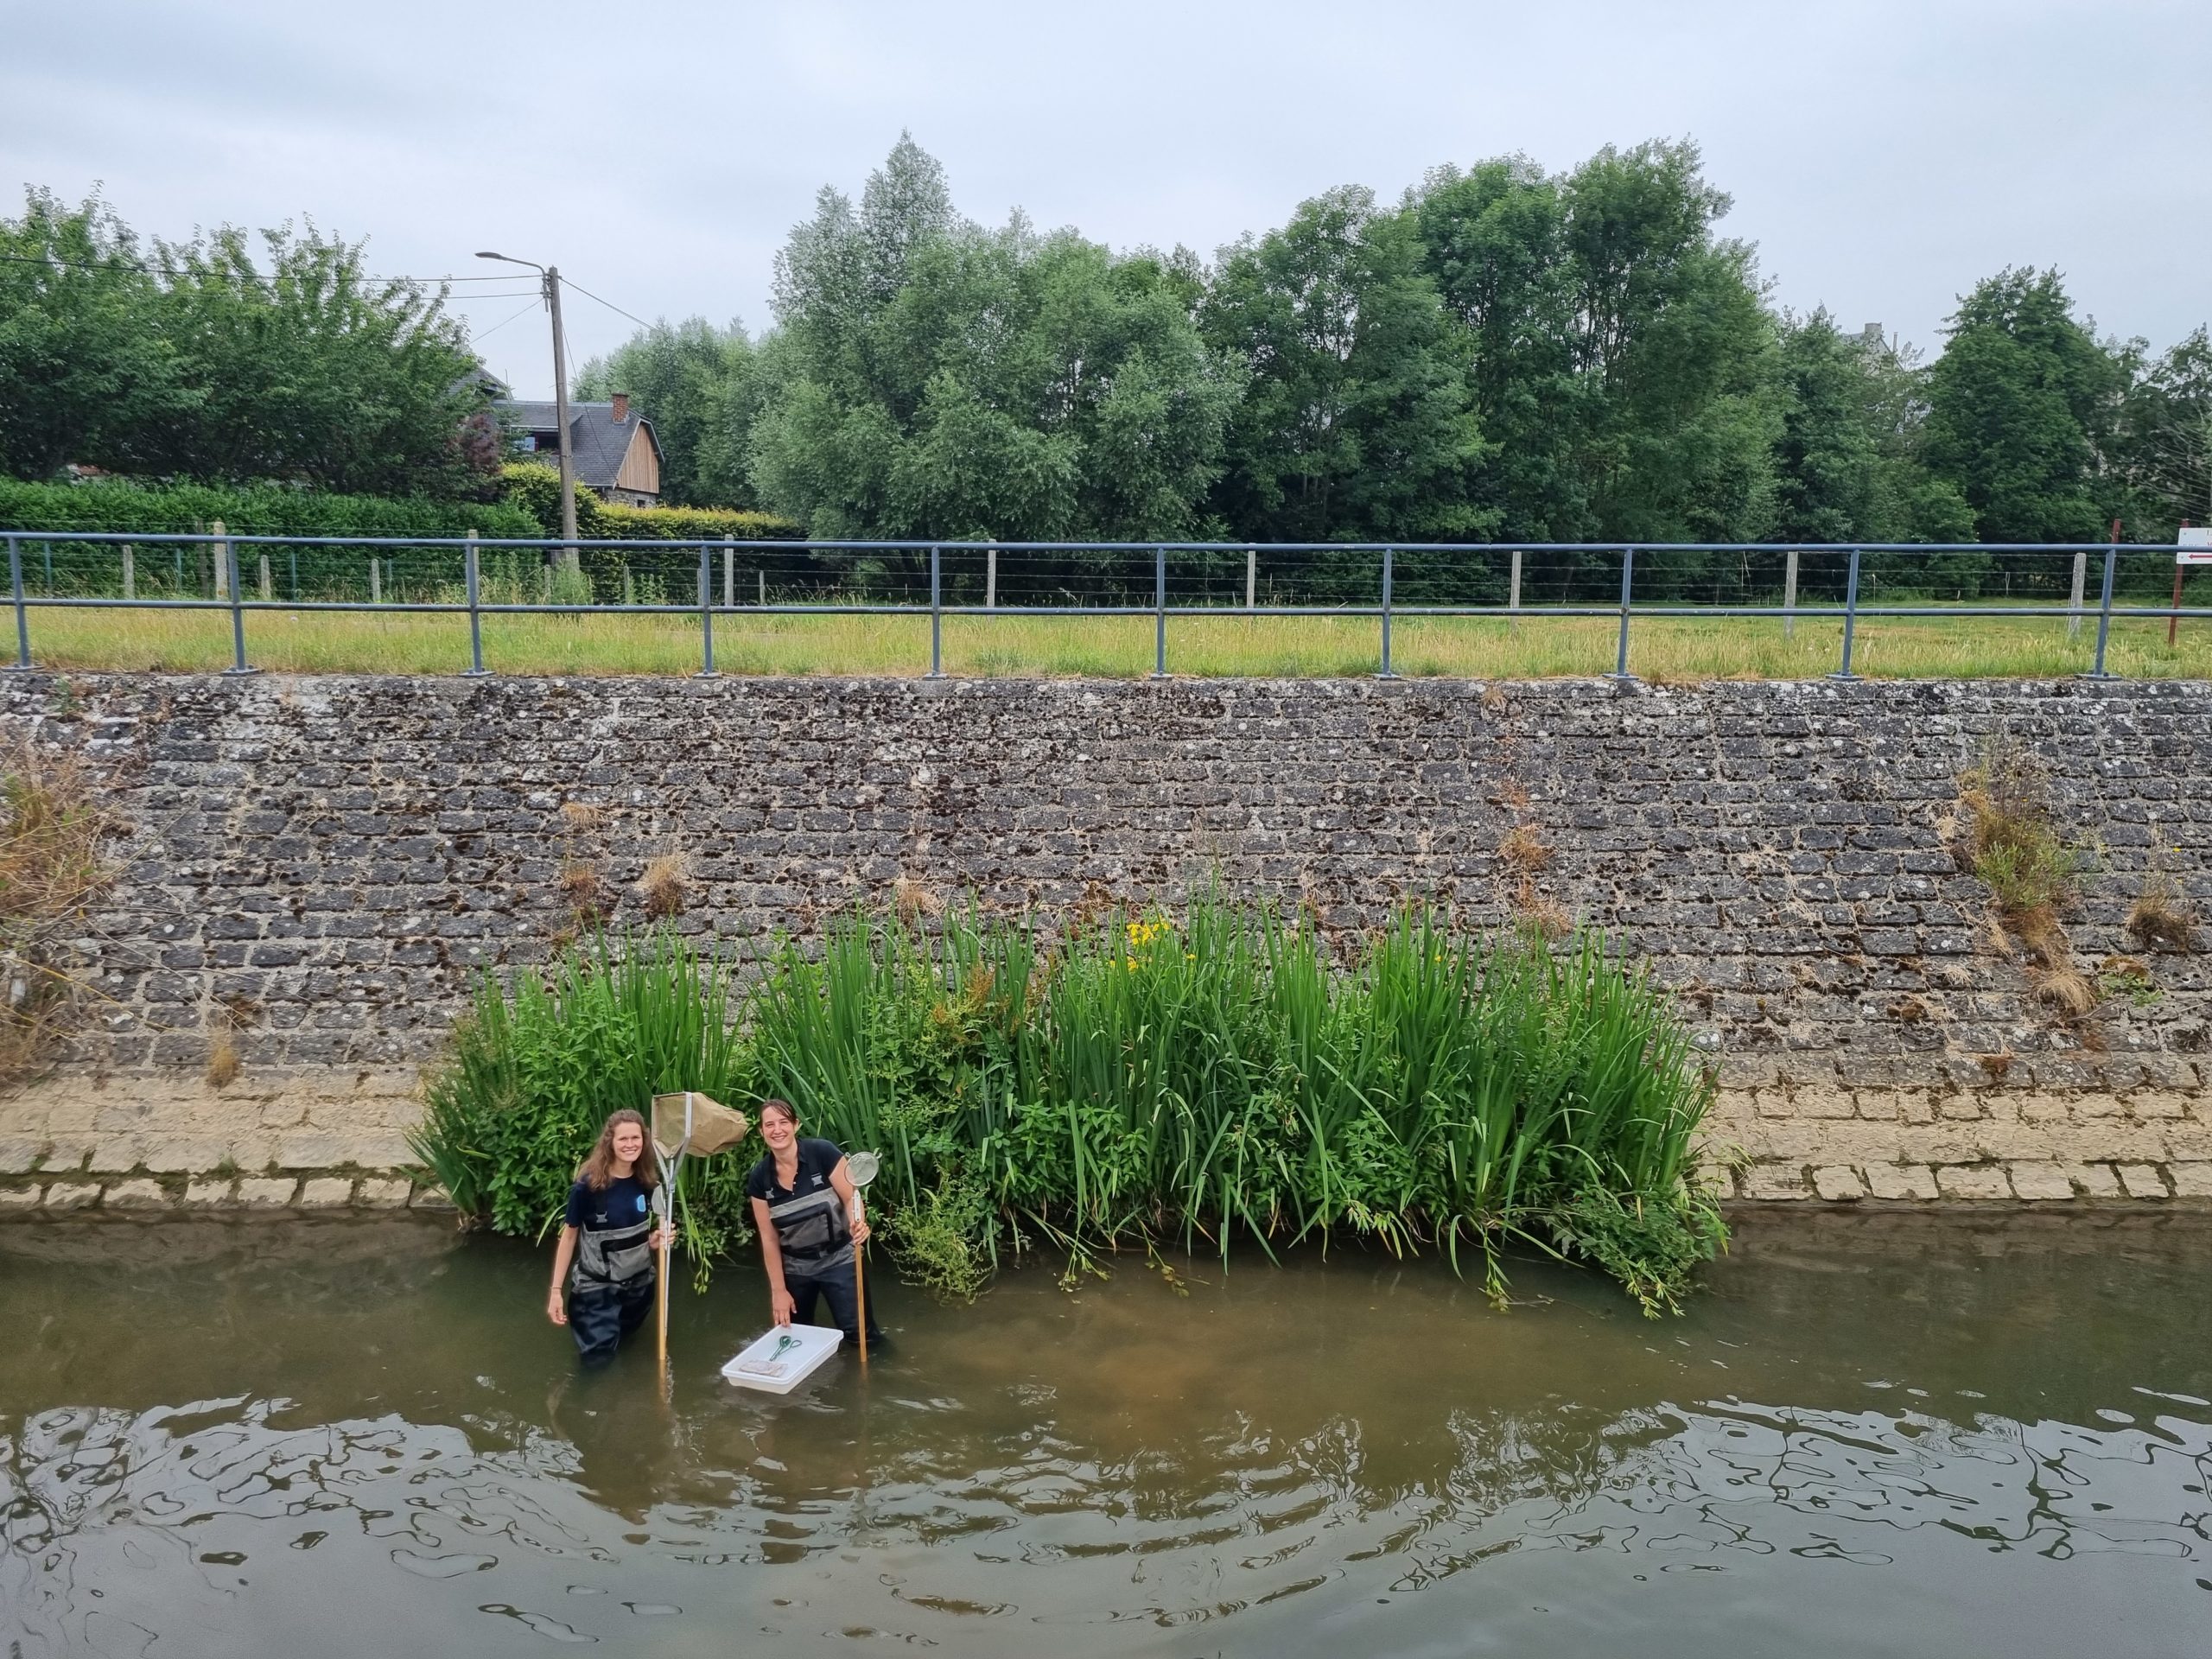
(546, 1109), (675, 1364)
(746, 1099), (881, 1348)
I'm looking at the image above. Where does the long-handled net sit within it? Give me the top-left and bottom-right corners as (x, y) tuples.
(648, 1091), (752, 1374)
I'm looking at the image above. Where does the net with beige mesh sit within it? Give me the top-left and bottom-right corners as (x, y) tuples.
(650, 1091), (751, 1160)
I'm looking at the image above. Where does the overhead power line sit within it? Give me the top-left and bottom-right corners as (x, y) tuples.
(556, 274), (652, 331)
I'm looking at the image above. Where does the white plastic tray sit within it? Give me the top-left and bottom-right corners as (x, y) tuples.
(721, 1324), (843, 1394)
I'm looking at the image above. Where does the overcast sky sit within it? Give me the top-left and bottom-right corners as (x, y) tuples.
(6, 0), (2204, 399)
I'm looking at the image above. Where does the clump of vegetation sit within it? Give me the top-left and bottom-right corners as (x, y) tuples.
(1959, 737), (2094, 1017)
(0, 742), (112, 1089)
(1960, 737), (2078, 926)
(204, 1027), (239, 1088)
(638, 854), (687, 919)
(411, 901), (1725, 1317)
(2126, 869), (2197, 952)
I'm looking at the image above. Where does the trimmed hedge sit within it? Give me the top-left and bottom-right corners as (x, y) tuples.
(0, 475), (539, 539)
(500, 463), (798, 542)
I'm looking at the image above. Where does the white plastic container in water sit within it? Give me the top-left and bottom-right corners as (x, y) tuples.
(721, 1325), (843, 1394)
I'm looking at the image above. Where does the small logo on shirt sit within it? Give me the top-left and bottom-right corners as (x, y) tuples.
(636, 1194), (648, 1214)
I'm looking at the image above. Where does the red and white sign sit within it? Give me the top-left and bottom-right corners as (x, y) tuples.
(2181, 527), (2212, 565)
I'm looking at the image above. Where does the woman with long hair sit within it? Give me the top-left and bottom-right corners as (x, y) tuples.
(546, 1109), (675, 1364)
(746, 1098), (881, 1348)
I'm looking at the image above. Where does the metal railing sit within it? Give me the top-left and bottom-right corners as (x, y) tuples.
(2, 531), (2206, 681)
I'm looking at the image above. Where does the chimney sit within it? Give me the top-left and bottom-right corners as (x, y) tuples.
(610, 391), (630, 423)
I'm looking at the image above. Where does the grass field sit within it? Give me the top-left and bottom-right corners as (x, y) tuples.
(16, 604), (2212, 681)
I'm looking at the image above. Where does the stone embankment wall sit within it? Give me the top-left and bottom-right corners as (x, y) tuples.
(1, 672), (2205, 1215)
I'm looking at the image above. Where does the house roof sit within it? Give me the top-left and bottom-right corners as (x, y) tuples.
(500, 400), (659, 492)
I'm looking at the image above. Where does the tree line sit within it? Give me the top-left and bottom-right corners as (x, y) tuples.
(4, 142), (2208, 561)
(581, 137), (2209, 559)
(0, 189), (499, 500)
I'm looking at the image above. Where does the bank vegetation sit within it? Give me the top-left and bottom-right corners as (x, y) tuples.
(410, 902), (1725, 1317)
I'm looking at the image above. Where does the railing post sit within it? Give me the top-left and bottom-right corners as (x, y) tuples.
(1605, 546), (1637, 682)
(463, 529), (489, 677)
(257, 550), (272, 601)
(1830, 546), (1862, 681)
(926, 543), (944, 679)
(1245, 546), (1256, 613)
(1509, 547), (1522, 631)
(222, 535), (257, 677)
(722, 535), (734, 610)
(1152, 544), (1167, 679)
(370, 554), (382, 606)
(987, 544), (998, 611)
(696, 540), (719, 678)
(1377, 544), (1398, 679)
(2068, 544), (2088, 639)
(1783, 546), (1799, 640)
(2083, 538), (2120, 680)
(122, 543), (135, 601)
(213, 519), (229, 599)
(7, 536), (29, 671)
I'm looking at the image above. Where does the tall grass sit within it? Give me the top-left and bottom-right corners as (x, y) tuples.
(22, 605), (2212, 682)
(412, 901), (1726, 1315)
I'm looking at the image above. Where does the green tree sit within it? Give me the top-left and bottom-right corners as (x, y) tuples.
(1200, 186), (1490, 546)
(1552, 142), (1781, 553)
(748, 140), (1242, 556)
(0, 188), (181, 480)
(1923, 268), (2127, 543)
(140, 221), (493, 497)
(1408, 141), (1782, 590)
(576, 317), (755, 507)
(2117, 327), (2212, 540)
(1771, 310), (1971, 544)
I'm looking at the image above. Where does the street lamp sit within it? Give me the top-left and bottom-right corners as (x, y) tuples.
(478, 251), (578, 569)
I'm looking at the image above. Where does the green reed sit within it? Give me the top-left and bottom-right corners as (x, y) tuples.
(415, 899), (1725, 1314)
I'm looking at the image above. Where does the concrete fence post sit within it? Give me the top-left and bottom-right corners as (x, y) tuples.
(8, 536), (29, 670)
(464, 529), (488, 677)
(1783, 547), (1799, 640)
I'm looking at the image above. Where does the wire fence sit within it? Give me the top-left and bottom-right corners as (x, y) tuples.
(3, 530), (2208, 681)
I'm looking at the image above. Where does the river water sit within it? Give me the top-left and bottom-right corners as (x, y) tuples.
(3, 1211), (2209, 1657)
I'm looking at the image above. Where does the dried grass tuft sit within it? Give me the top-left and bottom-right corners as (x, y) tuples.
(559, 800), (603, 832)
(205, 1027), (239, 1088)
(558, 860), (608, 923)
(1513, 874), (1572, 943)
(1499, 823), (1554, 876)
(2125, 871), (2196, 952)
(0, 741), (115, 1090)
(893, 874), (945, 921)
(638, 853), (688, 919)
(2031, 964), (2098, 1019)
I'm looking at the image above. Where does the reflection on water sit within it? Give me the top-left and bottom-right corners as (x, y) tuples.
(4, 1212), (2211, 1657)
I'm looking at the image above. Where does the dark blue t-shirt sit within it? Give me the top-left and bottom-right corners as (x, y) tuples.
(565, 1174), (655, 1286)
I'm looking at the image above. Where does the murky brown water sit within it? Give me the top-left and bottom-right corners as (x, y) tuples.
(4, 1212), (2210, 1658)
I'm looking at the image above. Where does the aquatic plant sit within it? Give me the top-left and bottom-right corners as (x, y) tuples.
(412, 901), (1724, 1315)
